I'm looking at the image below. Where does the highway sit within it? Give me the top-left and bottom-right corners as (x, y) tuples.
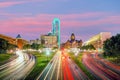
(61, 51), (89, 80)
(0, 50), (35, 80)
(37, 50), (89, 80)
(82, 52), (120, 80)
(37, 50), (61, 80)
(94, 53), (120, 75)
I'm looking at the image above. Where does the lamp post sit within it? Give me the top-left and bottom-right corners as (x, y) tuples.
(46, 48), (50, 61)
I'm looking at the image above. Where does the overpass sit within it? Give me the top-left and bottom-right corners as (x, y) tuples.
(0, 34), (28, 49)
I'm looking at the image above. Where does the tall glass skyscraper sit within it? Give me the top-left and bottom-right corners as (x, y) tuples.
(52, 18), (60, 49)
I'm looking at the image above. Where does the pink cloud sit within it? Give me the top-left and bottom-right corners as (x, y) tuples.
(99, 16), (120, 24)
(1, 13), (120, 28)
(102, 26), (120, 31)
(0, 0), (46, 8)
(1, 27), (50, 33)
(35, 12), (107, 20)
(0, 12), (120, 41)
(0, 1), (25, 8)
(1, 13), (120, 31)
(61, 15), (120, 28)
(0, 12), (108, 19)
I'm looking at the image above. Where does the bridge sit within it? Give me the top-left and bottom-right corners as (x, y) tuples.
(0, 34), (28, 49)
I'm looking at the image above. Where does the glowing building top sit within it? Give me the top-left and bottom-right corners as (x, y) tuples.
(71, 33), (75, 41)
(52, 18), (61, 49)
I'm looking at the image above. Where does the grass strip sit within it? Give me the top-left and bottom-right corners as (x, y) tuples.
(69, 52), (95, 80)
(103, 55), (120, 65)
(0, 53), (13, 64)
(25, 51), (55, 80)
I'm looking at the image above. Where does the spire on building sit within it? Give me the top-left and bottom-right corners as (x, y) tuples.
(71, 33), (75, 41)
(16, 34), (22, 39)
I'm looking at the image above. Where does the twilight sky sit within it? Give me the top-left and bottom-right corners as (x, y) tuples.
(0, 0), (120, 42)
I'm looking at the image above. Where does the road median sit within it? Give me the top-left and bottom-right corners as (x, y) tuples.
(69, 52), (95, 80)
(25, 51), (55, 80)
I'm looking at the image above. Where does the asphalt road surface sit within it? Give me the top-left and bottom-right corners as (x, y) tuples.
(37, 50), (89, 80)
(61, 52), (89, 80)
(82, 52), (120, 80)
(0, 50), (35, 80)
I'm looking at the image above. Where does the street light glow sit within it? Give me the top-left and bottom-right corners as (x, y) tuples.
(16, 50), (24, 62)
(46, 48), (50, 56)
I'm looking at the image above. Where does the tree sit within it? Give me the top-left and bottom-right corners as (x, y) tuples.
(103, 34), (120, 56)
(31, 43), (39, 50)
(8, 44), (17, 50)
(81, 44), (95, 50)
(38, 44), (44, 49)
(0, 38), (9, 53)
(23, 44), (31, 49)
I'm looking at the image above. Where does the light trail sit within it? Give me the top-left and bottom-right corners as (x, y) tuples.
(37, 49), (89, 80)
(0, 50), (35, 80)
(37, 51), (60, 80)
(82, 53), (120, 80)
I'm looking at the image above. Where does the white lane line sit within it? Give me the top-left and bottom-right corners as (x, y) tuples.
(56, 52), (61, 80)
(14, 55), (35, 79)
(50, 57), (58, 79)
(44, 53), (59, 80)
(50, 52), (60, 80)
(0, 57), (19, 70)
(0, 59), (25, 78)
(4, 53), (35, 80)
(1, 52), (27, 79)
(36, 53), (58, 80)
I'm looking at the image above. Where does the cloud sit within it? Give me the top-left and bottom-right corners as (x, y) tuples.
(0, 12), (105, 30)
(0, 0), (45, 8)
(0, 1), (25, 8)
(102, 26), (120, 31)
(1, 12), (120, 32)
(35, 12), (107, 20)
(0, 12), (120, 41)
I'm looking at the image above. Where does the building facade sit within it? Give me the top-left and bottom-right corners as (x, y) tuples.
(63, 33), (83, 48)
(41, 35), (57, 48)
(30, 39), (41, 45)
(84, 32), (111, 49)
(40, 18), (61, 48)
(16, 34), (29, 49)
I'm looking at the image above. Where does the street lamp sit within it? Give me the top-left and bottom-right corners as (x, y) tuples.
(46, 48), (50, 61)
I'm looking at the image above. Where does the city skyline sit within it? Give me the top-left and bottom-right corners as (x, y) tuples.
(0, 0), (120, 42)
